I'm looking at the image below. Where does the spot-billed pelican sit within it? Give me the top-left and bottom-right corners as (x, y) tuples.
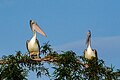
(84, 30), (97, 60)
(26, 20), (46, 59)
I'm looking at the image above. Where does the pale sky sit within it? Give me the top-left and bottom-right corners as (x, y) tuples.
(0, 0), (120, 80)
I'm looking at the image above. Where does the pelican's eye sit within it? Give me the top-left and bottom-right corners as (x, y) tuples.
(31, 22), (34, 25)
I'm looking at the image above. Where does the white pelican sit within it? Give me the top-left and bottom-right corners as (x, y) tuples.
(84, 30), (97, 60)
(26, 20), (46, 59)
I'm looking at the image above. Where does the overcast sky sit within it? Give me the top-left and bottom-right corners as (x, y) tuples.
(0, 0), (120, 80)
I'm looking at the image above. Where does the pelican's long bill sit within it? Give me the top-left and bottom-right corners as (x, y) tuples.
(33, 24), (46, 36)
(86, 30), (91, 45)
(30, 20), (47, 37)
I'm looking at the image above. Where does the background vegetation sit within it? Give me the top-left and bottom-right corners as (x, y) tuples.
(0, 43), (120, 80)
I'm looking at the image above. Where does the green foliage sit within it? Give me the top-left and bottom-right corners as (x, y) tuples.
(52, 51), (83, 80)
(81, 57), (118, 80)
(0, 51), (50, 80)
(51, 52), (120, 80)
(0, 54), (28, 80)
(0, 63), (27, 80)
(0, 43), (120, 80)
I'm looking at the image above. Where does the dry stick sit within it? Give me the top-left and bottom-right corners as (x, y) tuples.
(0, 56), (87, 68)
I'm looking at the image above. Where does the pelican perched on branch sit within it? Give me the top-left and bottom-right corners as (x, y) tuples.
(84, 30), (97, 60)
(26, 20), (47, 59)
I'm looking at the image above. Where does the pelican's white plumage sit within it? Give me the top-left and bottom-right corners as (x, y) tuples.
(84, 30), (97, 60)
(26, 20), (46, 59)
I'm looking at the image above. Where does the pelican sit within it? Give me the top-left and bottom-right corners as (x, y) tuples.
(26, 20), (46, 59)
(84, 30), (97, 60)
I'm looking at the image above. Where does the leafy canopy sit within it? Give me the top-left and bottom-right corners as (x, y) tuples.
(0, 43), (120, 80)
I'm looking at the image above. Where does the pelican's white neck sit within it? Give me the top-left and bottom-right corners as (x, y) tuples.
(30, 31), (37, 43)
(87, 40), (92, 51)
(33, 31), (36, 38)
